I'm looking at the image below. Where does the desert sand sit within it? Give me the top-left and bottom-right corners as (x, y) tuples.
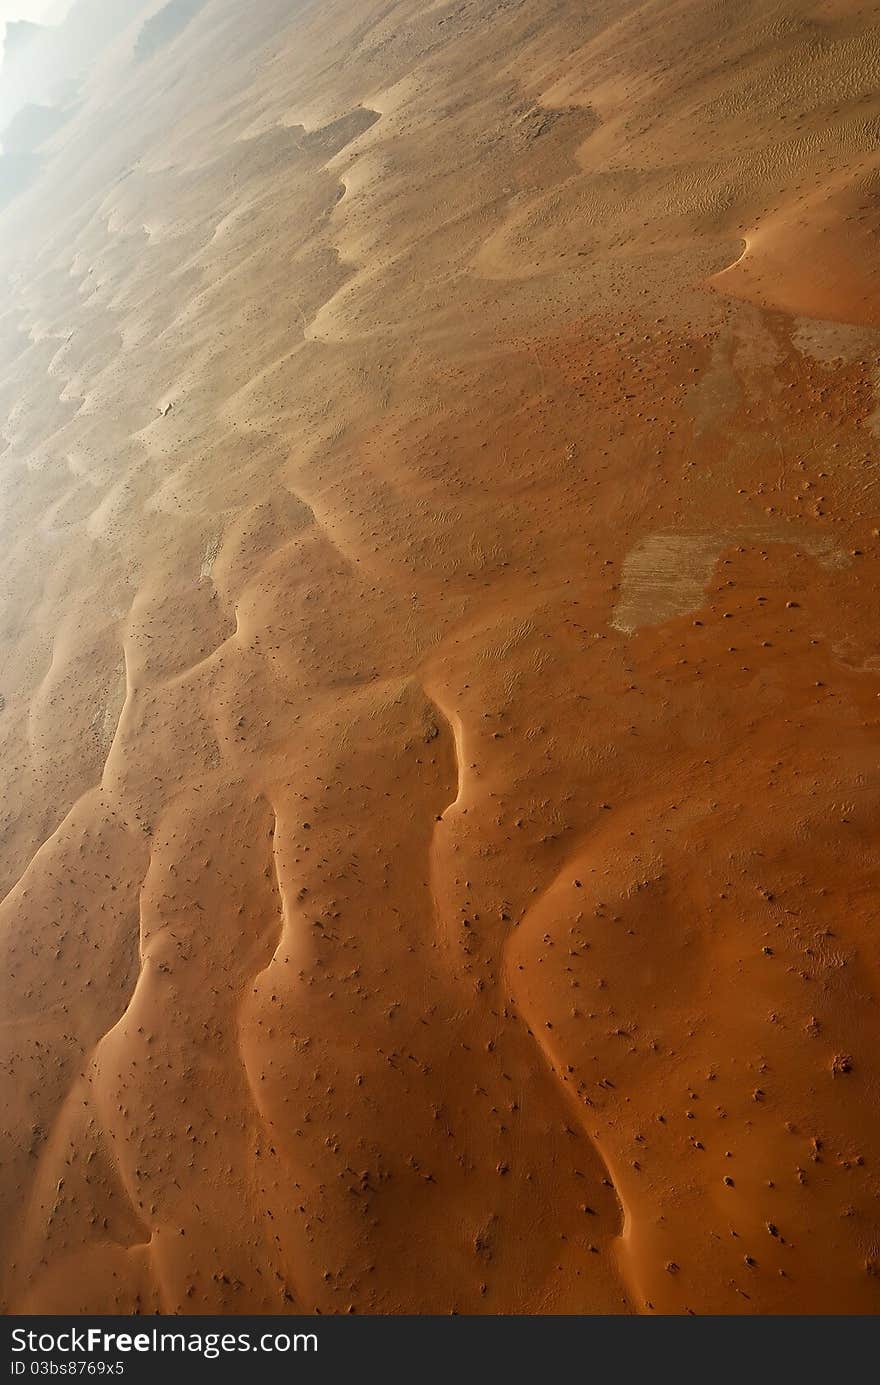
(1, 0), (880, 1315)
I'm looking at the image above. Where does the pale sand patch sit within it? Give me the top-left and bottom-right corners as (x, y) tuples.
(792, 317), (878, 366)
(91, 662), (127, 756)
(612, 529), (847, 633)
(199, 532), (221, 580)
(612, 533), (724, 634)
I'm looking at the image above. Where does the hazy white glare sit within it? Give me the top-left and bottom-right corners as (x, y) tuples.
(0, 2), (72, 63)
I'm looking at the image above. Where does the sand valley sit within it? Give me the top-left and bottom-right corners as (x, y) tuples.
(1, 0), (880, 1315)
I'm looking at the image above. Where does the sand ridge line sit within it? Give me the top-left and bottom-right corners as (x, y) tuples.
(4, 0), (880, 1313)
(499, 858), (634, 1305)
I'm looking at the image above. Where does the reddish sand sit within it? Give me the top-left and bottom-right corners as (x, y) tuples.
(1, 0), (880, 1315)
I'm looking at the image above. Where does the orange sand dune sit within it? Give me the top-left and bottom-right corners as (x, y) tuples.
(710, 163), (880, 326)
(2, 0), (880, 1315)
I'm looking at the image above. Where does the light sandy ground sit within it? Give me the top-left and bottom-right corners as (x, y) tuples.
(2, 0), (880, 1314)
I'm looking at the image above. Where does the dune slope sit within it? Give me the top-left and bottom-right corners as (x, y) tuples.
(2, 0), (880, 1314)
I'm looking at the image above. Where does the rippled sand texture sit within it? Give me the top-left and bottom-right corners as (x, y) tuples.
(2, 0), (880, 1315)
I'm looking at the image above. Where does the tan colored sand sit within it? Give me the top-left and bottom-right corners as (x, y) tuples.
(2, 0), (880, 1315)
